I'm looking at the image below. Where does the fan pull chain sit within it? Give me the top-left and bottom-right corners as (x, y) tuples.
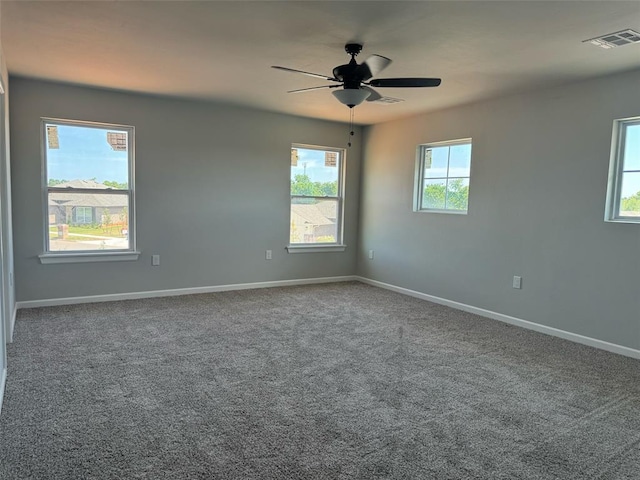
(348, 108), (355, 148)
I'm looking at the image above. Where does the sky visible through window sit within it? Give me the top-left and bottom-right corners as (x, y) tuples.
(291, 148), (338, 183)
(46, 124), (128, 184)
(425, 144), (471, 179)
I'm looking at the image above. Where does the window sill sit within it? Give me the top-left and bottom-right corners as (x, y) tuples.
(415, 208), (468, 215)
(286, 245), (347, 254)
(39, 251), (141, 264)
(605, 217), (640, 225)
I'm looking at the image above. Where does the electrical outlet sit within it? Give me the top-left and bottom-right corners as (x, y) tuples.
(152, 255), (160, 266)
(368, 249), (374, 260)
(266, 250), (272, 260)
(512, 275), (522, 289)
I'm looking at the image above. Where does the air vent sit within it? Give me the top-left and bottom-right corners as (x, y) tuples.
(583, 29), (640, 49)
(375, 97), (404, 104)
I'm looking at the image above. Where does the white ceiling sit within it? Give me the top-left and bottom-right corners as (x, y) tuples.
(2, 1), (640, 125)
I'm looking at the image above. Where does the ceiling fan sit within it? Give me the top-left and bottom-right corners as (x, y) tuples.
(272, 43), (441, 107)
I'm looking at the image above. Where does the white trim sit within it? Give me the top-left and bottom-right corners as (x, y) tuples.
(356, 276), (640, 360)
(414, 138), (472, 214)
(290, 143), (346, 247)
(7, 303), (16, 343)
(15, 274), (638, 359)
(413, 209), (467, 215)
(0, 368), (6, 416)
(605, 116), (640, 224)
(16, 275), (358, 309)
(605, 218), (640, 225)
(286, 245), (347, 253)
(41, 117), (138, 255)
(39, 251), (141, 264)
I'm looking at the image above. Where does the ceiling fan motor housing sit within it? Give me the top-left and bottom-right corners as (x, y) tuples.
(333, 63), (363, 89)
(333, 43), (367, 89)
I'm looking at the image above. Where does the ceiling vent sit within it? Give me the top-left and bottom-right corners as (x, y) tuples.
(374, 97), (404, 104)
(583, 29), (640, 49)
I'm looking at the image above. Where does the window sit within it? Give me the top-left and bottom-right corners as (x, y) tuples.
(289, 144), (345, 250)
(75, 207), (93, 224)
(605, 117), (640, 223)
(41, 118), (137, 262)
(415, 139), (472, 213)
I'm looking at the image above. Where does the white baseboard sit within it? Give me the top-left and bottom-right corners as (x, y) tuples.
(0, 367), (6, 416)
(356, 276), (640, 360)
(14, 274), (639, 360)
(16, 275), (358, 309)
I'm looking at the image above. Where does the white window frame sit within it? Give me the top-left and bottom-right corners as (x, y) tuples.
(39, 118), (140, 264)
(605, 117), (640, 224)
(286, 143), (346, 253)
(414, 138), (472, 214)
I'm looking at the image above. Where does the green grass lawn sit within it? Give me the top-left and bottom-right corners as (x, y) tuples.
(49, 225), (126, 239)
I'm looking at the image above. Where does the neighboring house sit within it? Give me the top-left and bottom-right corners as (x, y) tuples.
(48, 179), (128, 226)
(290, 200), (337, 243)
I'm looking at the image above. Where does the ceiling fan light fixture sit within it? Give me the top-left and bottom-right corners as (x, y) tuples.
(332, 88), (371, 107)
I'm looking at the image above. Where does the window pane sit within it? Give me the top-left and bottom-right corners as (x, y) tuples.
(46, 124), (129, 188)
(290, 197), (338, 244)
(449, 144), (472, 177)
(417, 140), (472, 214)
(446, 178), (470, 211)
(75, 206), (92, 224)
(422, 179), (447, 209)
(48, 192), (130, 251)
(622, 124), (640, 172)
(619, 172), (640, 217)
(423, 147), (449, 179)
(290, 147), (339, 195)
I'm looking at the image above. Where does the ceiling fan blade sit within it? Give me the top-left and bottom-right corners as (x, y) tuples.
(287, 85), (341, 94)
(356, 54), (392, 81)
(272, 66), (338, 82)
(361, 86), (382, 102)
(369, 78), (442, 88)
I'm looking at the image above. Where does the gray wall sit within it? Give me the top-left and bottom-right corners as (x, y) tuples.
(358, 69), (640, 350)
(9, 70), (640, 354)
(10, 78), (361, 301)
(0, 0), (14, 407)
(1, 45), (14, 345)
